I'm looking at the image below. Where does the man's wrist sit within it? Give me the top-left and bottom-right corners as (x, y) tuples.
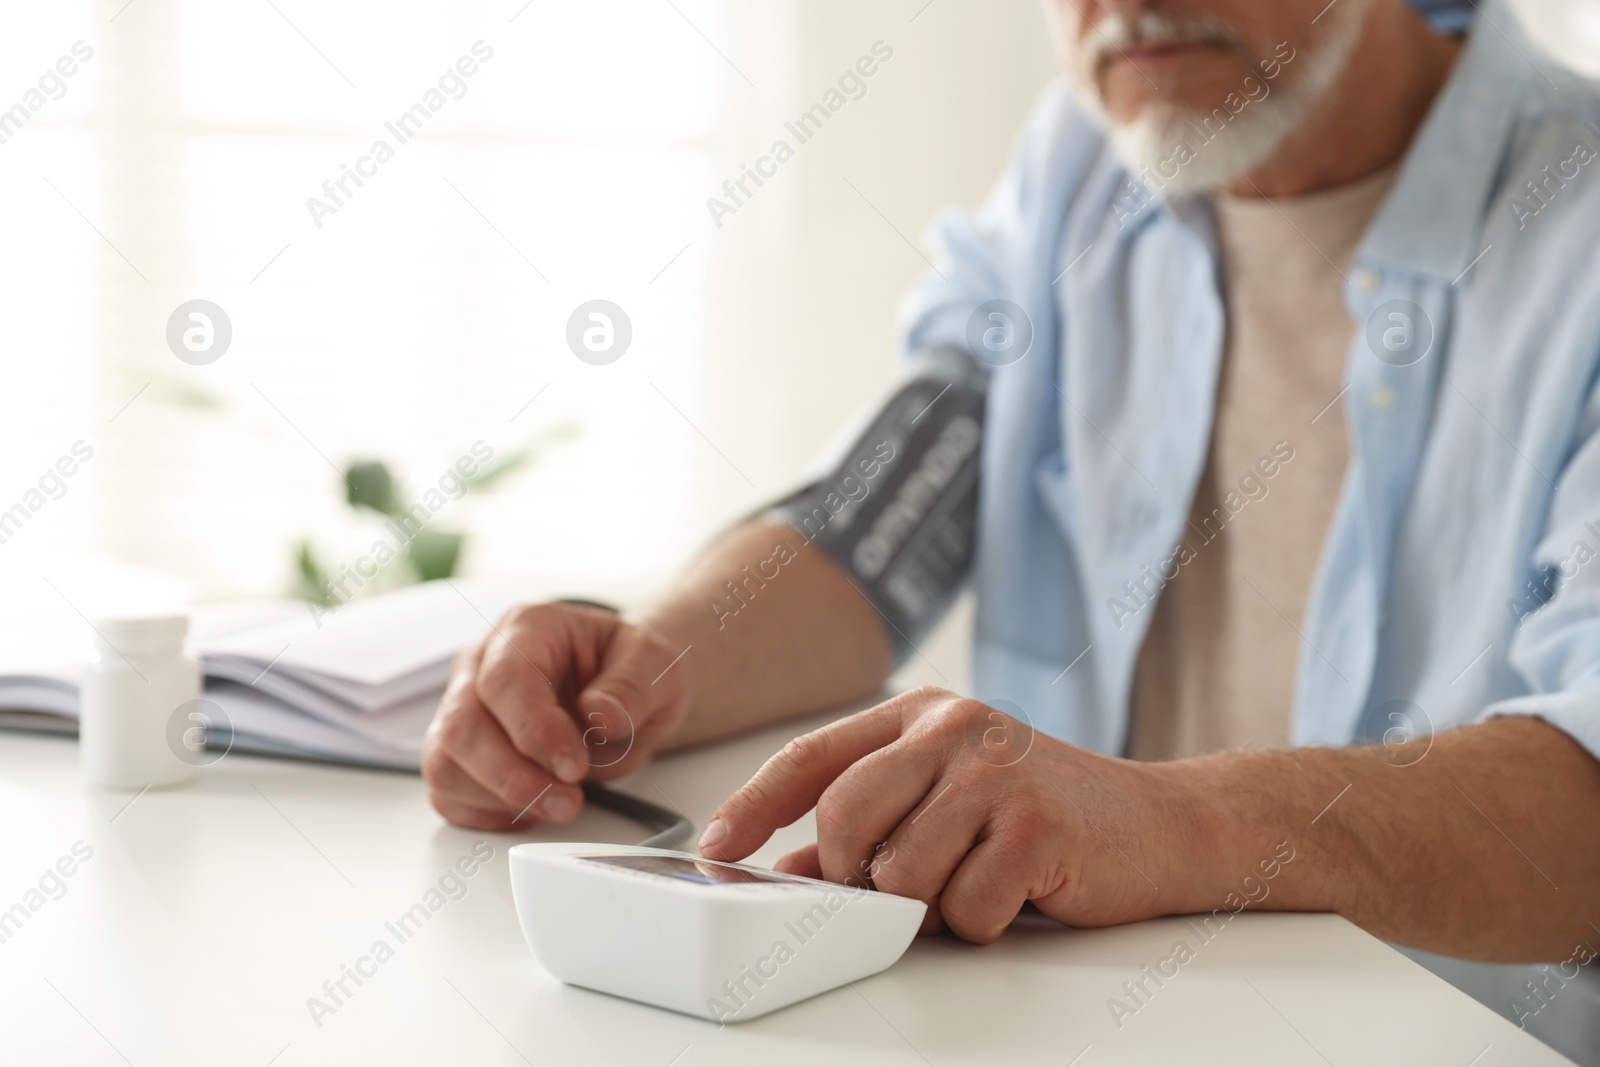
(1131, 756), (1253, 917)
(1139, 748), (1356, 921)
(626, 598), (712, 743)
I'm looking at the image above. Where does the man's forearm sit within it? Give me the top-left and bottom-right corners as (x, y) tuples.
(1168, 715), (1600, 961)
(635, 517), (892, 750)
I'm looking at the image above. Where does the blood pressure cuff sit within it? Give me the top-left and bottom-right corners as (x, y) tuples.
(766, 347), (986, 662)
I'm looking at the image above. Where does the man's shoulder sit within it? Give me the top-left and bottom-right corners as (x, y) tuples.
(1472, 36), (1600, 234)
(1003, 79), (1131, 231)
(1445, 64), (1600, 387)
(1513, 62), (1600, 162)
(1490, 70), (1600, 260)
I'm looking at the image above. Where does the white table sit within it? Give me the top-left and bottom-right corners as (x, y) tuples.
(0, 713), (1573, 1066)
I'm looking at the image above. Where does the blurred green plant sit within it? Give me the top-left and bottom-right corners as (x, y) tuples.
(293, 427), (575, 605)
(118, 364), (573, 605)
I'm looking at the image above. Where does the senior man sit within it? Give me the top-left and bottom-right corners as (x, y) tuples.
(425, 0), (1600, 974)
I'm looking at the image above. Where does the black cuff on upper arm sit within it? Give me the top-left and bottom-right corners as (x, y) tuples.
(766, 347), (986, 663)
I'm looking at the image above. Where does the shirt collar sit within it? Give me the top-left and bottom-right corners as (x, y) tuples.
(1358, 0), (1548, 282)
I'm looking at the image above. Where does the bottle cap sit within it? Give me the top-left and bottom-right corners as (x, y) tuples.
(90, 607), (189, 647)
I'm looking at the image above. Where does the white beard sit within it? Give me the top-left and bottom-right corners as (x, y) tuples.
(1066, 3), (1369, 196)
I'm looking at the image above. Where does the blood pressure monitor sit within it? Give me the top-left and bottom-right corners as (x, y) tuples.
(509, 842), (926, 1022)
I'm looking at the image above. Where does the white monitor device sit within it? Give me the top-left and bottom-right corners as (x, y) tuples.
(509, 842), (926, 1022)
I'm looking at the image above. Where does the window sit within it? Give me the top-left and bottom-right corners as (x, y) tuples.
(0, 0), (784, 607)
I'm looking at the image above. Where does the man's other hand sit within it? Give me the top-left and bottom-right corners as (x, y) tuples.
(422, 602), (690, 831)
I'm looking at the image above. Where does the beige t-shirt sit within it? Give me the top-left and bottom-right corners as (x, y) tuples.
(1127, 166), (1398, 762)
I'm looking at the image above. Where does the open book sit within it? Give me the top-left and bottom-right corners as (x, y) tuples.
(0, 580), (526, 770)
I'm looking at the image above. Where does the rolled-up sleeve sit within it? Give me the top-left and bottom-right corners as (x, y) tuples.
(1482, 372), (1600, 759)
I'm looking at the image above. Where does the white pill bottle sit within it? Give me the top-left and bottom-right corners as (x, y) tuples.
(80, 609), (201, 789)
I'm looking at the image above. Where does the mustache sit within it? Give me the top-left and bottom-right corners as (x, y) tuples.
(1080, 10), (1250, 74)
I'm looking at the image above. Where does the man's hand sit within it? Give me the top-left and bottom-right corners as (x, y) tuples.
(422, 602), (690, 831)
(697, 686), (1218, 943)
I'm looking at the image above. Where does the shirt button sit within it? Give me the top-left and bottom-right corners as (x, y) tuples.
(1353, 268), (1381, 293)
(1371, 385), (1397, 410)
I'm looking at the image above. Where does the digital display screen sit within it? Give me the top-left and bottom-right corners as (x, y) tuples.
(577, 853), (810, 888)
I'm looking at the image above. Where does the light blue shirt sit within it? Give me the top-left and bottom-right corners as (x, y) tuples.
(899, 0), (1600, 761)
